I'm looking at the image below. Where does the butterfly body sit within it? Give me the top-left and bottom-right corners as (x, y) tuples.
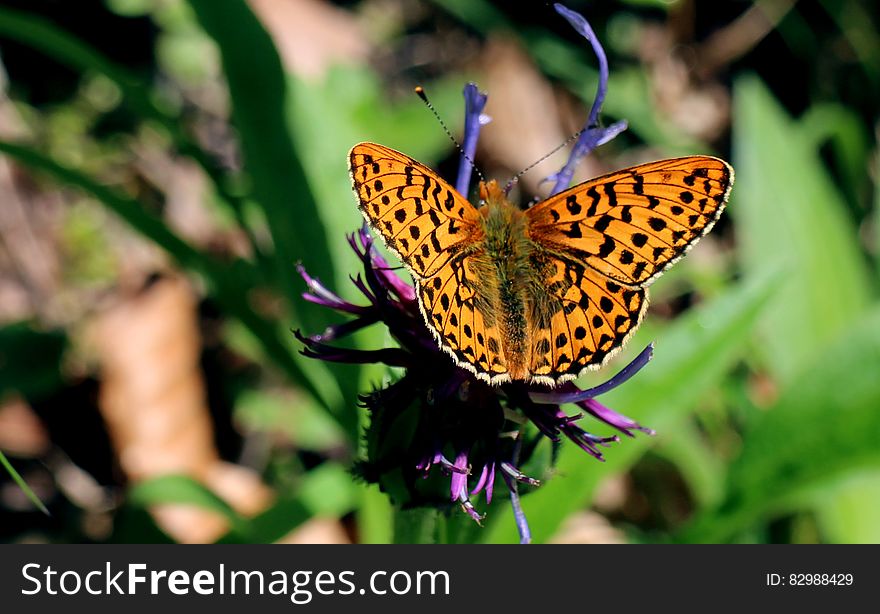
(473, 180), (533, 379)
(349, 143), (733, 387)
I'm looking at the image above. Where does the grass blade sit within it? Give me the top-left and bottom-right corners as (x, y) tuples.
(0, 451), (49, 515)
(187, 0), (336, 332)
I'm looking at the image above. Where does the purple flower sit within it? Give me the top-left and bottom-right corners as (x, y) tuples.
(297, 5), (651, 544)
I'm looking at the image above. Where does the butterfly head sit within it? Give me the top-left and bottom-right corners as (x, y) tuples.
(478, 179), (506, 206)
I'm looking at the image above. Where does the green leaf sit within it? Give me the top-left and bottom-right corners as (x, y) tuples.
(815, 472), (880, 543)
(393, 507), (440, 544)
(0, 322), (66, 402)
(356, 484), (394, 544)
(216, 495), (311, 544)
(298, 462), (358, 517)
(799, 103), (871, 211)
(730, 75), (874, 384)
(681, 306), (880, 542)
(484, 267), (779, 543)
(129, 475), (248, 534)
(0, 451), (49, 515)
(187, 0), (335, 332)
(731, 77), (878, 537)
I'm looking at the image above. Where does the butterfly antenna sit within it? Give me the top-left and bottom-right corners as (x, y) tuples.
(414, 86), (486, 184)
(502, 123), (589, 194)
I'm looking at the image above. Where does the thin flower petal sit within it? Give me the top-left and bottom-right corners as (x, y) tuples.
(502, 471), (532, 544)
(458, 491), (485, 524)
(450, 449), (470, 501)
(581, 397), (655, 437)
(500, 462), (541, 487)
(309, 315), (380, 342)
(484, 462), (496, 504)
(470, 463), (489, 496)
(550, 4), (627, 195)
(456, 82), (488, 197)
(529, 343), (654, 404)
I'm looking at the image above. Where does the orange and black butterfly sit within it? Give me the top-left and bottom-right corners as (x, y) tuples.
(349, 143), (733, 386)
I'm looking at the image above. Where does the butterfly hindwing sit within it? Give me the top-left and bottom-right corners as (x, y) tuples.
(416, 253), (508, 382)
(350, 143), (482, 279)
(528, 255), (646, 382)
(526, 156), (733, 286)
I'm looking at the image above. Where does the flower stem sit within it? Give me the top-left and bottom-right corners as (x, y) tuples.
(392, 507), (439, 544)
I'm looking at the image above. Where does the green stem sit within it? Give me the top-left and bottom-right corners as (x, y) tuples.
(392, 507), (439, 544)
(0, 450), (48, 515)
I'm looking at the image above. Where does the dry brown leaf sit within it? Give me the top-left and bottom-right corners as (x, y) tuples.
(0, 397), (50, 457)
(248, 0), (369, 78)
(548, 511), (627, 544)
(91, 274), (271, 543)
(277, 517), (351, 544)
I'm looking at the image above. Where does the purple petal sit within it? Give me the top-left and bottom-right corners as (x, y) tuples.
(470, 463), (489, 496)
(581, 397), (655, 437)
(550, 4), (627, 195)
(500, 462), (541, 487)
(456, 82), (488, 197)
(297, 334), (412, 367)
(449, 449), (470, 501)
(484, 462), (496, 504)
(307, 315), (380, 342)
(297, 264), (370, 315)
(529, 343), (654, 404)
(458, 491), (485, 524)
(502, 471), (531, 544)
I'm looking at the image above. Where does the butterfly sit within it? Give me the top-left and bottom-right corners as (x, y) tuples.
(350, 142), (733, 386)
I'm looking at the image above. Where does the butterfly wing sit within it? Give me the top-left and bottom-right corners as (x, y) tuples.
(527, 253), (646, 383)
(350, 143), (482, 279)
(416, 252), (509, 383)
(526, 156), (733, 286)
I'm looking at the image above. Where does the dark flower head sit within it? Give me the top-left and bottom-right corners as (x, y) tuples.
(296, 4), (652, 543)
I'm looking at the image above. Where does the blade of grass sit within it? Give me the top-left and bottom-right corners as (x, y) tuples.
(0, 451), (49, 515)
(216, 496), (311, 544)
(128, 474), (249, 536)
(484, 267), (780, 543)
(356, 484), (394, 544)
(187, 0), (336, 333)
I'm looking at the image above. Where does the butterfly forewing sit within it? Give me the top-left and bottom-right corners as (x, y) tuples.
(526, 156), (733, 287)
(350, 143), (482, 279)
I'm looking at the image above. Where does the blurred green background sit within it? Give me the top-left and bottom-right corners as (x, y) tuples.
(0, 0), (878, 544)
